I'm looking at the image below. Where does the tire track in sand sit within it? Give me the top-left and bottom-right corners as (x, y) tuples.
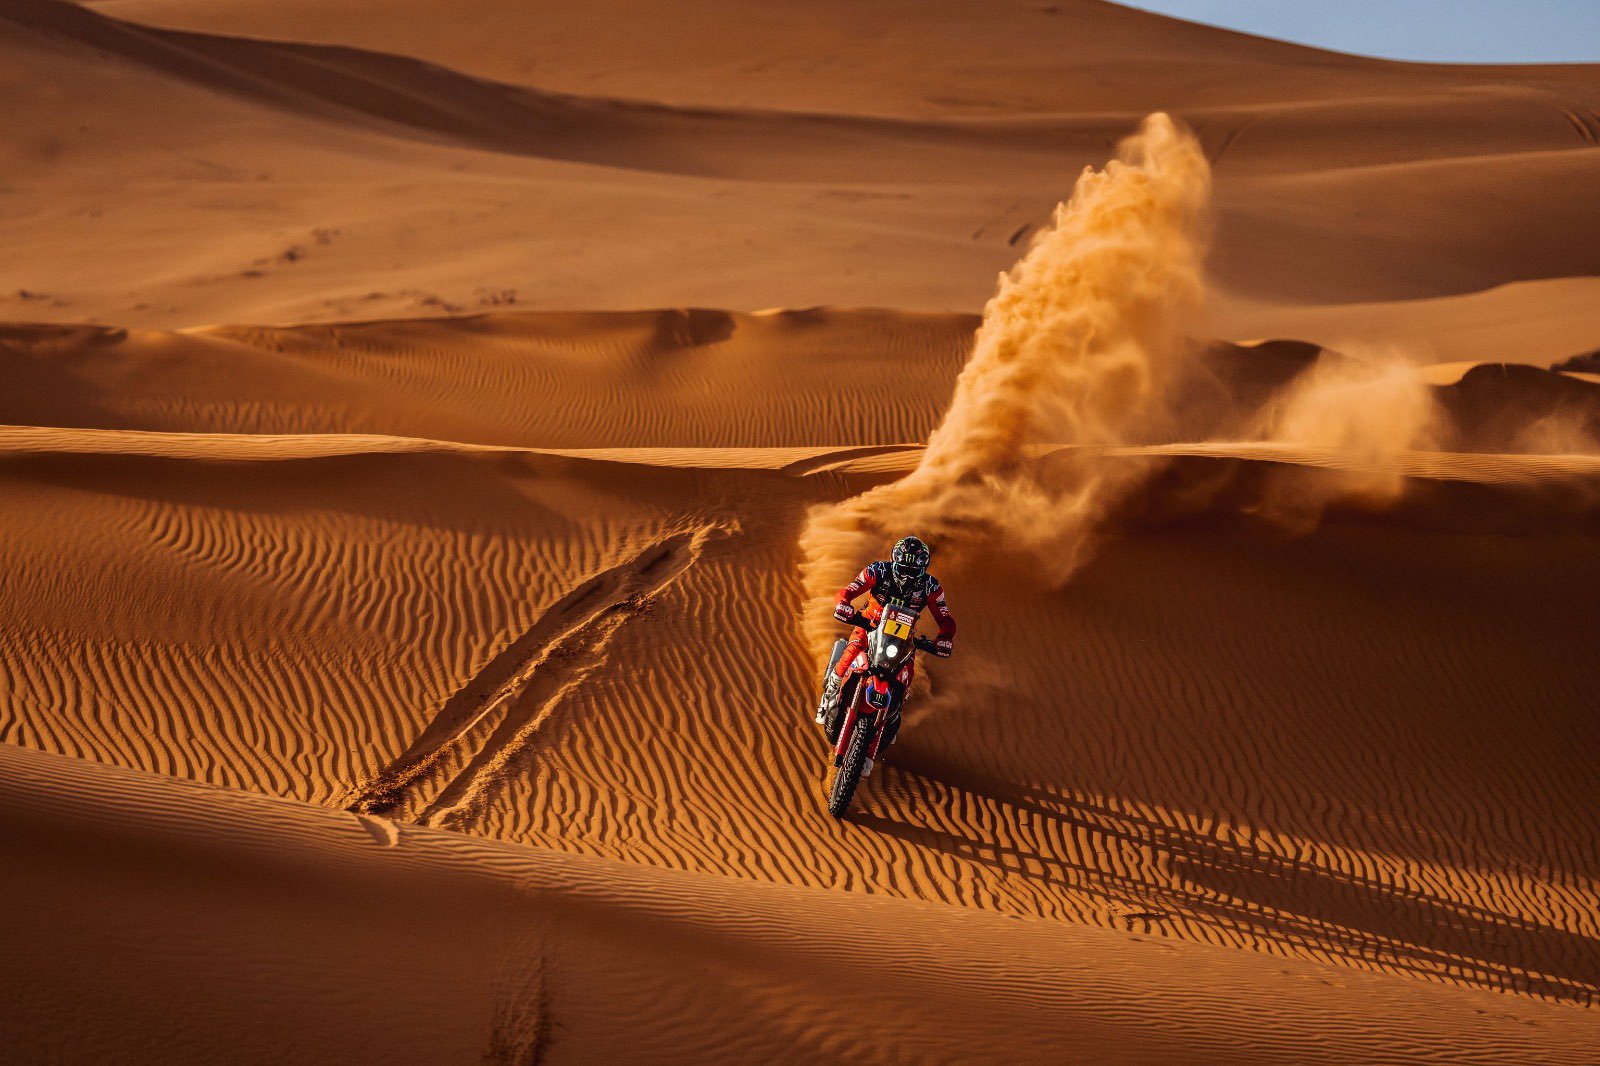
(341, 527), (719, 824)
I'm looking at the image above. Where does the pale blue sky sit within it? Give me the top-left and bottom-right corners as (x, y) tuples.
(1121, 1), (1600, 63)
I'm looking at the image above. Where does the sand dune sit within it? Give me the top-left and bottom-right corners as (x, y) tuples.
(5, 0), (1600, 330)
(10, 742), (1598, 1064)
(5, 311), (1596, 458)
(3, 314), (1599, 1055)
(2, 320), (1597, 1004)
(11, 0), (1135, 182)
(84, 0), (1600, 117)
(7, 0), (1600, 1060)
(1214, 147), (1600, 301)
(1214, 277), (1600, 366)
(0, 311), (975, 446)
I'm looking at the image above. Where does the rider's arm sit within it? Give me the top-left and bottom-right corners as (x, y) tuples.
(833, 566), (877, 621)
(927, 579), (956, 655)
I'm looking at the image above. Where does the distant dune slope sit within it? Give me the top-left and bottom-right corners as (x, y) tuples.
(7, 742), (1600, 1064)
(84, 0), (1600, 115)
(1212, 278), (1600, 366)
(3, 0), (1599, 329)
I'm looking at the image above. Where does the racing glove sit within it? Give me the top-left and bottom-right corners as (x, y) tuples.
(833, 601), (857, 624)
(934, 637), (954, 658)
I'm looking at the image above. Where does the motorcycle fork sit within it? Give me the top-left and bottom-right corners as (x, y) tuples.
(833, 699), (858, 760)
(833, 685), (875, 760)
(867, 712), (890, 760)
(836, 676), (891, 760)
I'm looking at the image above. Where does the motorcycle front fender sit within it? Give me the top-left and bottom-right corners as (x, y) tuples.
(862, 675), (894, 710)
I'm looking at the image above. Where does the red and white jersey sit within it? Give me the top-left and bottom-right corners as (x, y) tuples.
(836, 561), (956, 640)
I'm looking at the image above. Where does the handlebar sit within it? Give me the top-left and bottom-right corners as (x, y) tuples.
(913, 636), (940, 654)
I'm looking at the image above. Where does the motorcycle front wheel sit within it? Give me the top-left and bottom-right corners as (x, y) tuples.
(827, 709), (875, 819)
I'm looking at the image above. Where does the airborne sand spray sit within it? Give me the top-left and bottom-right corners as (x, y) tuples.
(1249, 346), (1441, 530)
(799, 113), (1212, 657)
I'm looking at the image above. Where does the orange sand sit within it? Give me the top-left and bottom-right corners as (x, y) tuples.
(3, 2), (1599, 1061)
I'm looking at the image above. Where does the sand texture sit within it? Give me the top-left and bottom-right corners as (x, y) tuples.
(3, 1), (1599, 1062)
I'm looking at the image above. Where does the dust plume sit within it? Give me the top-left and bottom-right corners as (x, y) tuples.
(798, 113), (1211, 655)
(1249, 347), (1441, 529)
(1512, 409), (1600, 455)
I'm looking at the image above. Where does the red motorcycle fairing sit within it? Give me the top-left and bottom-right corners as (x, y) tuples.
(833, 676), (898, 761)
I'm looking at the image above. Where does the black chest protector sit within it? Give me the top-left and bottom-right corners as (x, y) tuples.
(868, 561), (936, 610)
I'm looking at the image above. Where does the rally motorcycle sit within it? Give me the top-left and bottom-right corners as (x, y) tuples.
(816, 601), (940, 818)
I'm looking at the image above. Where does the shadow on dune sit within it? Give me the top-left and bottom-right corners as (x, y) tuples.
(828, 515), (1600, 1006)
(857, 759), (1600, 1005)
(0, 445), (761, 538)
(1, 0), (1115, 182)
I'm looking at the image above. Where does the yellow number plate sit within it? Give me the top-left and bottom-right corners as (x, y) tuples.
(882, 618), (913, 639)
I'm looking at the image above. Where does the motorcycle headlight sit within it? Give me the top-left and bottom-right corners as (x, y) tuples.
(886, 644), (899, 658)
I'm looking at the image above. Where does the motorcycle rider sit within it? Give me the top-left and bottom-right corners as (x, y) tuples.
(815, 536), (955, 738)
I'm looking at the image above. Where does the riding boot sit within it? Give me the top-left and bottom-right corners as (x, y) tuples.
(815, 674), (842, 724)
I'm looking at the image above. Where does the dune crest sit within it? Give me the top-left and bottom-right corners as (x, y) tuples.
(800, 113), (1211, 654)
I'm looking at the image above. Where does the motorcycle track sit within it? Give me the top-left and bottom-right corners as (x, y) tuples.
(341, 526), (717, 825)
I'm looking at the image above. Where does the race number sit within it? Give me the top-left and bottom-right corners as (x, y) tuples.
(882, 617), (913, 639)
